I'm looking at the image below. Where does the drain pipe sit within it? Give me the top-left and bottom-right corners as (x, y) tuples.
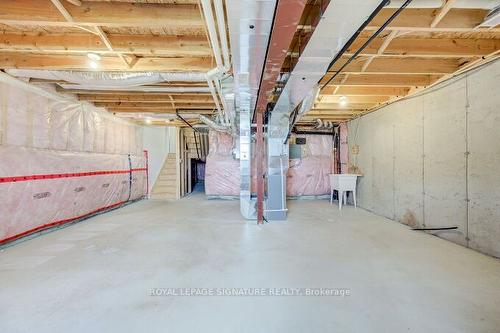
(200, 0), (224, 70)
(214, 78), (230, 125)
(201, 0), (232, 127)
(206, 68), (231, 126)
(206, 70), (223, 116)
(214, 0), (231, 72)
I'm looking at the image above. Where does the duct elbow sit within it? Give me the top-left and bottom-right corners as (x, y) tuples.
(199, 115), (230, 133)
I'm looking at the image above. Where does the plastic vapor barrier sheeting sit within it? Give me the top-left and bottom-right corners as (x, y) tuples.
(0, 82), (147, 245)
(287, 135), (333, 196)
(205, 131), (334, 197)
(205, 131), (240, 196)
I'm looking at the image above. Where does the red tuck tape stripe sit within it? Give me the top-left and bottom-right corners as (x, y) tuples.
(0, 166), (148, 245)
(0, 168), (147, 184)
(0, 200), (128, 245)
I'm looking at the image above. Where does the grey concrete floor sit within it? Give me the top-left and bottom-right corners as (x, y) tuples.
(1, 192), (500, 333)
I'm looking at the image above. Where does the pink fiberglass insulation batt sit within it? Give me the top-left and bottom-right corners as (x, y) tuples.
(205, 131), (336, 196)
(205, 131), (240, 196)
(0, 82), (146, 244)
(0, 146), (147, 243)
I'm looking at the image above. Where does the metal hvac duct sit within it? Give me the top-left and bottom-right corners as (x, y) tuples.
(226, 0), (277, 219)
(266, 0), (385, 220)
(251, 0), (308, 223)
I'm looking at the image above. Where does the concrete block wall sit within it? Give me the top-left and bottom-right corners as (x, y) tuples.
(347, 60), (500, 258)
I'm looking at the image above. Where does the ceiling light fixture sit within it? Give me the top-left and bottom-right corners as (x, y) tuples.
(89, 60), (99, 69)
(339, 96), (348, 106)
(87, 53), (101, 61)
(145, 118), (152, 125)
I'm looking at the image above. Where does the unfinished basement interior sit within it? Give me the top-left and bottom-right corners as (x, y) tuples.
(1, 0), (500, 332)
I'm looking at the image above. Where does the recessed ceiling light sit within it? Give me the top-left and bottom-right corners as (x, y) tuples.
(87, 53), (101, 61)
(339, 96), (348, 106)
(145, 118), (152, 125)
(89, 60), (99, 69)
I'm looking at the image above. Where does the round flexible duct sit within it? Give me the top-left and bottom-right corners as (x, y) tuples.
(199, 115), (231, 133)
(5, 69), (207, 88)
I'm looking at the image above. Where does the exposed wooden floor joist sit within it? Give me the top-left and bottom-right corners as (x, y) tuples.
(0, 0), (218, 125)
(286, 3), (500, 124)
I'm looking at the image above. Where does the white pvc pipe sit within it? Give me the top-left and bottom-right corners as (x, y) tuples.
(200, 0), (231, 126)
(200, 0), (224, 70)
(206, 74), (222, 117)
(214, 0), (231, 73)
(206, 67), (231, 125)
(213, 79), (230, 124)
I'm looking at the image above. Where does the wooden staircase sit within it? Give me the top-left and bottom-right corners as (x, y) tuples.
(150, 153), (178, 200)
(183, 129), (209, 161)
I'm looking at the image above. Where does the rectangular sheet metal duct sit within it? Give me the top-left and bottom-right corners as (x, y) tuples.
(254, 0), (308, 223)
(266, 0), (386, 220)
(226, 0), (277, 219)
